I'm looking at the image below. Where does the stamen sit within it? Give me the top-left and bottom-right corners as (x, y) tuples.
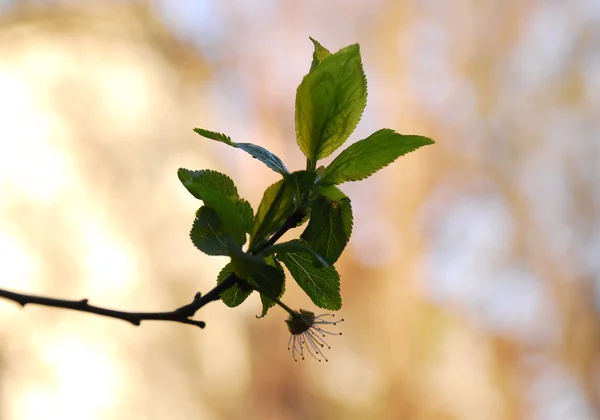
(308, 330), (331, 349)
(291, 336), (298, 361)
(299, 337), (307, 360)
(293, 336), (305, 361)
(314, 314), (344, 325)
(305, 333), (328, 362)
(312, 324), (342, 337)
(303, 333), (323, 362)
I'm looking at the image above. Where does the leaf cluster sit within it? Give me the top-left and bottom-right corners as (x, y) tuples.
(180, 38), (434, 316)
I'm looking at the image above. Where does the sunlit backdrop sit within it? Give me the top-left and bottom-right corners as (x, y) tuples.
(0, 1), (599, 419)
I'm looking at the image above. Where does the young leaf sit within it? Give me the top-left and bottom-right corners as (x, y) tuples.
(309, 37), (331, 71)
(295, 43), (367, 163)
(301, 189), (353, 264)
(249, 179), (289, 250)
(233, 143), (288, 176)
(178, 168), (245, 245)
(255, 259), (285, 318)
(279, 252), (341, 310)
(217, 263), (253, 307)
(229, 247), (286, 317)
(236, 199), (254, 234)
(192, 129), (233, 144)
(194, 128), (289, 176)
(291, 170), (319, 201)
(190, 206), (236, 256)
(186, 187), (243, 245)
(321, 129), (435, 185)
(177, 168), (239, 199)
(316, 185), (348, 201)
(258, 239), (328, 267)
(249, 171), (316, 251)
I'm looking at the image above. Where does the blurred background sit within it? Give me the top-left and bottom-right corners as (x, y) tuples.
(0, 0), (598, 419)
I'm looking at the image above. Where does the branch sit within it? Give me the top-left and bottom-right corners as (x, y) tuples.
(262, 209), (306, 249)
(172, 272), (239, 317)
(0, 287), (206, 328)
(0, 210), (308, 329)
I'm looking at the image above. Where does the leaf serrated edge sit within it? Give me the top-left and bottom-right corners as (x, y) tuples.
(320, 132), (435, 185)
(193, 128), (233, 144)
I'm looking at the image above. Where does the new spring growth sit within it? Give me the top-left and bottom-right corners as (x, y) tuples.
(186, 38), (434, 334)
(286, 309), (343, 362)
(0, 38), (435, 344)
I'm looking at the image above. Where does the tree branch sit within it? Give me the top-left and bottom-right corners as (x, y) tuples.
(262, 209), (306, 249)
(0, 210), (307, 329)
(0, 287), (206, 328)
(172, 273), (239, 317)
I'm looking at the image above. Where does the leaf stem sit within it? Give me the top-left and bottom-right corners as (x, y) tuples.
(243, 283), (295, 317)
(260, 209), (306, 250)
(272, 297), (296, 316)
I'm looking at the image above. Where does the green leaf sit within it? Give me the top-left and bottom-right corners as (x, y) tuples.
(225, 247), (286, 317)
(192, 129), (233, 144)
(178, 168), (246, 245)
(258, 239), (328, 267)
(279, 252), (341, 310)
(229, 246), (263, 278)
(309, 37), (331, 71)
(249, 179), (289, 250)
(229, 248), (286, 317)
(234, 143), (289, 175)
(217, 263), (252, 307)
(321, 129), (435, 185)
(317, 185), (348, 201)
(291, 170), (318, 200)
(254, 259), (285, 318)
(190, 206), (236, 256)
(301, 188), (353, 265)
(249, 171), (316, 251)
(194, 128), (289, 176)
(189, 189), (243, 246)
(236, 199), (254, 234)
(295, 43), (367, 162)
(177, 168), (238, 200)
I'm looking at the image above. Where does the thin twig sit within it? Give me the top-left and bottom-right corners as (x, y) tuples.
(0, 288), (206, 328)
(173, 273), (239, 317)
(0, 210), (306, 329)
(262, 209), (306, 249)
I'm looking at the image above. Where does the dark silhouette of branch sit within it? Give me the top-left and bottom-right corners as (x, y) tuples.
(0, 287), (206, 328)
(172, 273), (239, 318)
(0, 210), (306, 329)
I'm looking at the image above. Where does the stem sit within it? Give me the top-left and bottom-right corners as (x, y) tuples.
(244, 283), (296, 316)
(259, 209), (305, 250)
(173, 273), (239, 317)
(0, 288), (206, 328)
(273, 298), (296, 316)
(0, 206), (307, 329)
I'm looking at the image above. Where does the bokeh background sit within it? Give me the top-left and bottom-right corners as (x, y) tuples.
(0, 0), (599, 419)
